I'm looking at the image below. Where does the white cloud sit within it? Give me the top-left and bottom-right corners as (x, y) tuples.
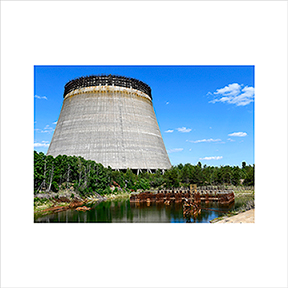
(165, 130), (174, 133)
(228, 132), (247, 137)
(35, 95), (48, 100)
(199, 156), (223, 160)
(209, 83), (254, 106)
(166, 102), (169, 105)
(53, 121), (57, 124)
(167, 148), (183, 153)
(176, 127), (191, 133)
(41, 124), (54, 133)
(227, 138), (235, 142)
(215, 83), (241, 96)
(34, 141), (49, 147)
(187, 138), (221, 143)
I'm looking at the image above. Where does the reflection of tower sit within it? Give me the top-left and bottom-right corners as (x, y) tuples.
(47, 75), (171, 172)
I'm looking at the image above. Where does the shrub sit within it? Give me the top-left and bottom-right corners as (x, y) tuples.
(136, 179), (150, 190)
(104, 186), (112, 194)
(51, 181), (59, 192)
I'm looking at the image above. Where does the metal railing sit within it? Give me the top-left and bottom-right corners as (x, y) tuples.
(63, 74), (152, 99)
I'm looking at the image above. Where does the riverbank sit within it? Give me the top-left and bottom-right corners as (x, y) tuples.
(211, 209), (255, 223)
(34, 189), (131, 218)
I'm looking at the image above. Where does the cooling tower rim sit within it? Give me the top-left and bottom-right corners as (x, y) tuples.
(63, 74), (152, 99)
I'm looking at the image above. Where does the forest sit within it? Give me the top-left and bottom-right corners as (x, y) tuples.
(34, 151), (254, 196)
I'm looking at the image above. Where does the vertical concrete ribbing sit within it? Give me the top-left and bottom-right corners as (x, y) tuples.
(47, 81), (171, 170)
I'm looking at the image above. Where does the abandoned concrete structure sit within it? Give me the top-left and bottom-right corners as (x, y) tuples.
(47, 75), (171, 172)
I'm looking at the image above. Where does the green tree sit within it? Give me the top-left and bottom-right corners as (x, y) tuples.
(124, 169), (136, 190)
(164, 167), (179, 188)
(243, 165), (254, 186)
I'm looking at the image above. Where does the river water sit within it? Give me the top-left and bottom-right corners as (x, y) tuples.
(35, 199), (237, 223)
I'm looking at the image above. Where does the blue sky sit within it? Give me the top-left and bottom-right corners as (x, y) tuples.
(34, 65), (254, 167)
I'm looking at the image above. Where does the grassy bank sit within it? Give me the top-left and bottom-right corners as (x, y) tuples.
(103, 191), (131, 201)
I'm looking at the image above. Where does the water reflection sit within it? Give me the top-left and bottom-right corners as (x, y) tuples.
(35, 199), (236, 223)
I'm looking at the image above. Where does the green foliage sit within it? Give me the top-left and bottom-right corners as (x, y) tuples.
(136, 178), (150, 190)
(164, 167), (180, 188)
(51, 181), (59, 192)
(124, 169), (137, 189)
(150, 169), (164, 188)
(100, 186), (112, 195)
(34, 151), (254, 195)
(34, 197), (49, 207)
(243, 164), (255, 186)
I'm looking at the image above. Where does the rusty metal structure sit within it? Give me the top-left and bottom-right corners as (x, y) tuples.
(130, 187), (235, 204)
(130, 186), (235, 218)
(47, 74), (171, 172)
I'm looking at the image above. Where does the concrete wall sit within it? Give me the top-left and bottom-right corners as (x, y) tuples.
(47, 86), (171, 170)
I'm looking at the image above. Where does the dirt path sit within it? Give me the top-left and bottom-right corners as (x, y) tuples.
(214, 209), (255, 223)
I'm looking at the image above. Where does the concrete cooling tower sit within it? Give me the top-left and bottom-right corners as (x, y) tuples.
(47, 75), (171, 172)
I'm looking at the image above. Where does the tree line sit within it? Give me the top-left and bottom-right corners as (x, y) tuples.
(34, 151), (254, 196)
